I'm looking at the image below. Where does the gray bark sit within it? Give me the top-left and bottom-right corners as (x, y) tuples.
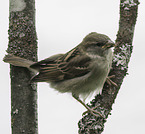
(7, 0), (38, 133)
(78, 0), (140, 133)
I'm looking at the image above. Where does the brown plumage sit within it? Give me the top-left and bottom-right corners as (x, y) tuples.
(3, 32), (115, 117)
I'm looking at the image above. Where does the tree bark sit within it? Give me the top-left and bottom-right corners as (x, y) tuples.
(78, 0), (140, 133)
(7, 0), (38, 133)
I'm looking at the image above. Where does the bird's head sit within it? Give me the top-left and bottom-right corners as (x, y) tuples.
(80, 32), (115, 56)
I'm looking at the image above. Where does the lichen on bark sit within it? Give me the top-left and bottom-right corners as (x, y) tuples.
(7, 0), (38, 133)
(78, 0), (139, 133)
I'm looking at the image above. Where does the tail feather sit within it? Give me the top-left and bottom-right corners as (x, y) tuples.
(3, 54), (36, 69)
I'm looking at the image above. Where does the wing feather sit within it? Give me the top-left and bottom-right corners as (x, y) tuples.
(30, 47), (91, 82)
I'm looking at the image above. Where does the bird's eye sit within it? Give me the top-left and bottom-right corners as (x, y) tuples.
(97, 43), (103, 47)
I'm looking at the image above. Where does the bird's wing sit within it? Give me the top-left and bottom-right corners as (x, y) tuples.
(30, 47), (91, 82)
(30, 54), (64, 71)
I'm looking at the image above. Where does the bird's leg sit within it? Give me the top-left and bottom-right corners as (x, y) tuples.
(72, 94), (103, 118)
(106, 75), (117, 87)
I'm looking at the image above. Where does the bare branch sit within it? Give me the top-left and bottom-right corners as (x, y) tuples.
(78, 0), (140, 133)
(7, 0), (38, 133)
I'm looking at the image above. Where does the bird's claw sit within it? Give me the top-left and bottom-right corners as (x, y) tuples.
(82, 106), (104, 118)
(106, 75), (118, 87)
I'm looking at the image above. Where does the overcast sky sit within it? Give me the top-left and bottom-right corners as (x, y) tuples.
(0, 0), (145, 134)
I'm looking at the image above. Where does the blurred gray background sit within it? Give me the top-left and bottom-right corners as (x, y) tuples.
(0, 0), (145, 134)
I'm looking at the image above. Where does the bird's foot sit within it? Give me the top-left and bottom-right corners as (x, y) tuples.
(83, 105), (104, 118)
(72, 94), (104, 118)
(106, 75), (117, 87)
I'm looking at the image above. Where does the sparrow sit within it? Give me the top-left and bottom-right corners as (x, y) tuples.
(3, 32), (115, 117)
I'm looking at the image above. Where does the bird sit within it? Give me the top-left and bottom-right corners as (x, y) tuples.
(3, 32), (115, 117)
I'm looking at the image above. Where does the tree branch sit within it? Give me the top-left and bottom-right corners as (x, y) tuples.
(78, 0), (140, 133)
(7, 0), (38, 133)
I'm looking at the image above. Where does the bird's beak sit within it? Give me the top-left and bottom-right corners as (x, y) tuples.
(102, 40), (115, 49)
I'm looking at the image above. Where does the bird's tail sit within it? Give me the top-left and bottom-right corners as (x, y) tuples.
(3, 54), (36, 69)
